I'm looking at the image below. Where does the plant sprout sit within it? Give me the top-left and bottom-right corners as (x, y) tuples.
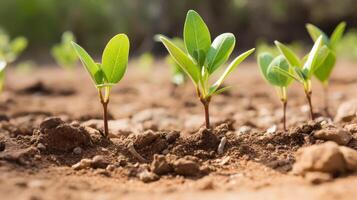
(274, 36), (328, 120)
(51, 31), (79, 70)
(0, 29), (28, 92)
(158, 10), (255, 129)
(306, 22), (346, 116)
(72, 34), (130, 138)
(258, 53), (292, 130)
(164, 38), (187, 86)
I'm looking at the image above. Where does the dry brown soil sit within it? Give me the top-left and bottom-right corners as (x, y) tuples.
(0, 60), (356, 200)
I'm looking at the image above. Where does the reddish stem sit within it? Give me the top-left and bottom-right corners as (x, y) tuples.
(305, 91), (314, 120)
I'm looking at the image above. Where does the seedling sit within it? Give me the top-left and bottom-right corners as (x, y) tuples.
(72, 34), (130, 138)
(0, 29), (28, 92)
(164, 38), (187, 86)
(51, 31), (79, 70)
(274, 36), (328, 120)
(158, 10), (255, 129)
(258, 53), (292, 130)
(306, 22), (346, 115)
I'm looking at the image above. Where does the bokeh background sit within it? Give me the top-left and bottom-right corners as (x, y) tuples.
(1, 0), (357, 63)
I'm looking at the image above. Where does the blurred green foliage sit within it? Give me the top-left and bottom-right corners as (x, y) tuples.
(51, 31), (78, 69)
(0, 0), (356, 58)
(0, 29), (27, 63)
(336, 30), (357, 61)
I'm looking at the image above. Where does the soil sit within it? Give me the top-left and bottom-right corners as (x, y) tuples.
(0, 60), (357, 200)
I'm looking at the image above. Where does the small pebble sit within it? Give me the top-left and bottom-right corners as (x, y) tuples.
(73, 147), (82, 155)
(267, 125), (277, 134)
(36, 143), (46, 151)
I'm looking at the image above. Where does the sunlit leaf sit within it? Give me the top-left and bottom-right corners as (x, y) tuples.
(205, 33), (235, 74)
(302, 36), (323, 78)
(314, 51), (336, 84)
(330, 22), (346, 49)
(266, 55), (292, 87)
(306, 23), (330, 46)
(274, 41), (301, 67)
(102, 34), (130, 84)
(209, 48), (255, 94)
(159, 36), (200, 85)
(184, 10), (211, 66)
(258, 52), (274, 81)
(71, 41), (104, 85)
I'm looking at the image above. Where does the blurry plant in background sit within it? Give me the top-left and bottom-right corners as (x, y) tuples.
(256, 39), (304, 57)
(51, 31), (78, 70)
(0, 0), (356, 58)
(0, 28), (28, 63)
(0, 28), (28, 92)
(137, 52), (154, 72)
(337, 30), (357, 61)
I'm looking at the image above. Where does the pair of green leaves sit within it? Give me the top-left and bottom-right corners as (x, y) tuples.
(258, 53), (292, 88)
(159, 10), (254, 98)
(273, 35), (328, 92)
(0, 29), (28, 63)
(72, 34), (130, 88)
(51, 31), (79, 69)
(306, 22), (346, 84)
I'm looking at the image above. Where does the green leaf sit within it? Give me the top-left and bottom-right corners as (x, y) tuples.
(71, 41), (104, 85)
(102, 34), (130, 84)
(258, 52), (274, 81)
(314, 51), (336, 83)
(330, 22), (346, 49)
(209, 48), (255, 94)
(274, 41), (301, 67)
(305, 23), (330, 46)
(205, 33), (235, 74)
(10, 36), (28, 55)
(266, 55), (292, 87)
(184, 10), (211, 66)
(302, 36), (323, 78)
(273, 66), (302, 83)
(159, 36), (200, 84)
(211, 85), (233, 95)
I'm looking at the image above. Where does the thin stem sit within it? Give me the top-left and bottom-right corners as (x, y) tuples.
(305, 91), (314, 120)
(282, 100), (287, 131)
(98, 88), (110, 138)
(200, 97), (211, 129)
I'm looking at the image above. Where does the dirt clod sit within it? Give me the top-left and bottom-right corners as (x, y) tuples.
(292, 142), (346, 176)
(314, 128), (352, 145)
(91, 155), (109, 169)
(339, 146), (357, 171)
(305, 172), (333, 184)
(334, 100), (357, 122)
(173, 156), (201, 177)
(71, 159), (92, 170)
(36, 117), (92, 152)
(151, 154), (172, 175)
(138, 170), (159, 183)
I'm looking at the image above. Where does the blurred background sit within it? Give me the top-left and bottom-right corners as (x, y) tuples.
(1, 0), (357, 63)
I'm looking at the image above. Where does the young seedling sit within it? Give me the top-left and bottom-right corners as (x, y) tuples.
(51, 31), (79, 70)
(158, 10), (255, 129)
(258, 53), (292, 130)
(306, 22), (346, 116)
(274, 36), (329, 120)
(0, 29), (28, 92)
(72, 34), (130, 138)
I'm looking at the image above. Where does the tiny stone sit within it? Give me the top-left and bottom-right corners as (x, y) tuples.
(162, 149), (169, 155)
(36, 143), (46, 151)
(267, 125), (277, 134)
(138, 170), (159, 183)
(73, 147), (82, 155)
(106, 164), (116, 172)
(266, 143), (275, 150)
(238, 126), (251, 134)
